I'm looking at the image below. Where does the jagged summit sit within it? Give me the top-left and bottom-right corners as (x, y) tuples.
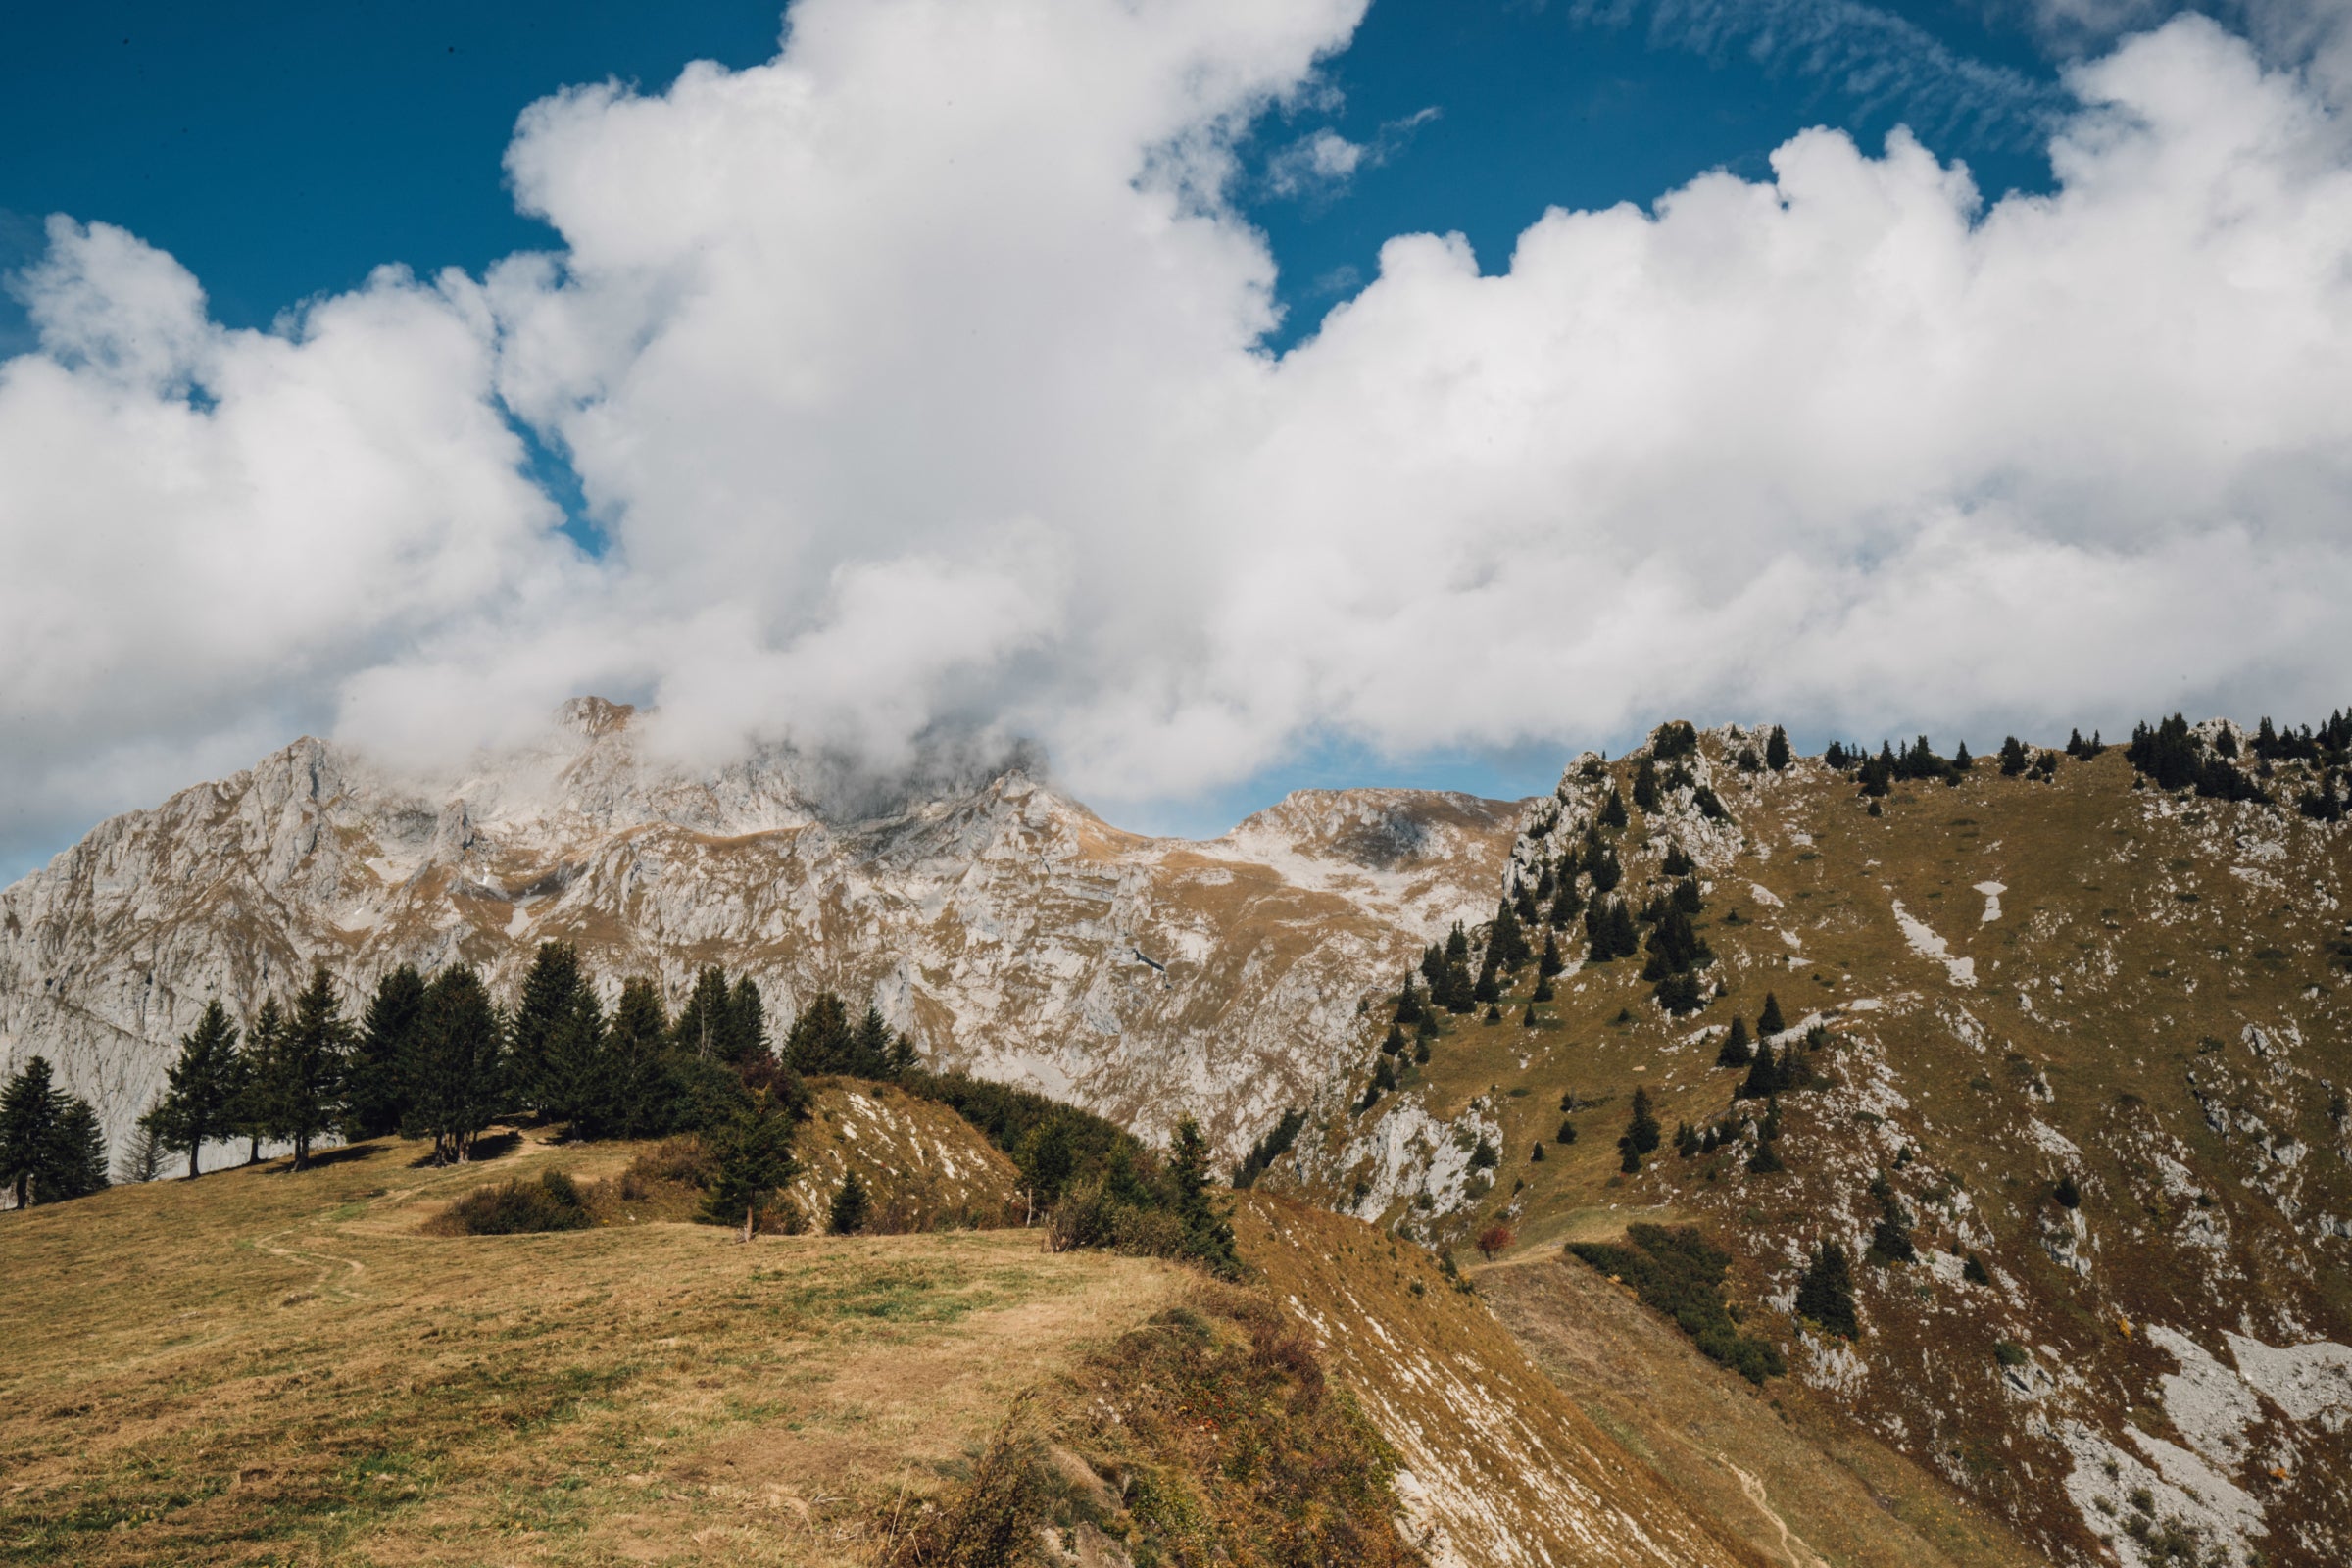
(0, 709), (1523, 1165)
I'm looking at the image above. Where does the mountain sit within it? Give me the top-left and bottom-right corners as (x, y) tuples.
(0, 697), (1522, 1163)
(1270, 720), (2352, 1568)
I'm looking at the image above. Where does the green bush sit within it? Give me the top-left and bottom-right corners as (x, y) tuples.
(437, 1170), (592, 1235)
(1567, 1224), (1785, 1384)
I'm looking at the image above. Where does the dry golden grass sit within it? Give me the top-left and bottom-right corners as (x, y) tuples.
(1233, 1194), (1765, 1568)
(0, 1126), (1180, 1567)
(1476, 1250), (2046, 1568)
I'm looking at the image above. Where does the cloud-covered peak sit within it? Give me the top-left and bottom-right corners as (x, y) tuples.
(5, 1), (2352, 875)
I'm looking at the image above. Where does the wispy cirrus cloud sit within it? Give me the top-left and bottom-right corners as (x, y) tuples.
(1571, 0), (2072, 150)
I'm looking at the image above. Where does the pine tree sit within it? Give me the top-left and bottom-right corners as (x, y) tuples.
(1632, 758), (1660, 811)
(1963, 1252), (1992, 1286)
(1593, 899), (1624, 959)
(1758, 992), (1787, 1038)
(1675, 1121), (1700, 1157)
(2000, 736), (2030, 776)
(1166, 1116), (1238, 1270)
(1531, 973), (1555, 1003)
(347, 966), (424, 1140)
(510, 942), (588, 1114)
(261, 967), (354, 1171)
(727, 977), (768, 1066)
(1642, 906), (1711, 982)
(1717, 1015), (1753, 1069)
(2053, 1173), (2082, 1208)
(596, 978), (675, 1138)
(1617, 1087), (1661, 1172)
(673, 966), (736, 1062)
(1765, 726), (1792, 772)
(144, 999), (242, 1178)
(784, 993), (856, 1073)
(1472, 957), (1500, 1005)
(1491, 901), (1531, 971)
(1395, 974), (1424, 1024)
(886, 1031), (920, 1078)
(541, 986), (612, 1130)
(1537, 931), (1564, 979)
(232, 996), (285, 1165)
(1556, 1118), (1578, 1144)
(1745, 1139), (1784, 1174)
(853, 1004), (894, 1077)
(704, 1084), (801, 1242)
(118, 1117), (167, 1184)
(1795, 1243), (1859, 1338)
(828, 1169), (870, 1235)
(1521, 1001), (1540, 1028)
(1547, 880), (1582, 928)
(405, 966), (504, 1164)
(1866, 1176), (1916, 1264)
(1, 1055), (62, 1207)
(49, 1099), (109, 1200)
(1382, 1022), (1406, 1055)
(1599, 788), (1629, 830)
(1584, 902), (1614, 963)
(1739, 1041), (1781, 1100)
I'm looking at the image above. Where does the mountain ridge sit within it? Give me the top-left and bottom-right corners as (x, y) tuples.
(0, 701), (1527, 1164)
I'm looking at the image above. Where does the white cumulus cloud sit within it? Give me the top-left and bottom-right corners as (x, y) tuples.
(4, 0), (2352, 870)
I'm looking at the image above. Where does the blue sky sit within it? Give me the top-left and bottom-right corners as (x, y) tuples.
(5, 0), (2339, 862)
(4, 2), (2068, 358)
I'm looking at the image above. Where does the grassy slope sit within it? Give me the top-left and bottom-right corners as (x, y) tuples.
(1477, 1250), (2044, 1568)
(1288, 738), (2352, 1566)
(0, 1126), (1180, 1567)
(4, 1109), (1778, 1568)
(1234, 1193), (1765, 1568)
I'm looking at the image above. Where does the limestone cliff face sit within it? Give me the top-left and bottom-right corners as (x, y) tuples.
(0, 699), (1526, 1161)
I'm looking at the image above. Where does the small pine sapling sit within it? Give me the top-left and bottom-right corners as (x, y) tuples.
(1796, 1242), (1859, 1338)
(829, 1168), (869, 1235)
(1758, 992), (1787, 1038)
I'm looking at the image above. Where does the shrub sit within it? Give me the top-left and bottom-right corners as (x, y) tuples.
(626, 1135), (718, 1191)
(1568, 1225), (1785, 1383)
(434, 1170), (592, 1235)
(1476, 1223), (1515, 1260)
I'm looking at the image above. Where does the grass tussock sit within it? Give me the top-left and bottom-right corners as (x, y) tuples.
(882, 1285), (1414, 1568)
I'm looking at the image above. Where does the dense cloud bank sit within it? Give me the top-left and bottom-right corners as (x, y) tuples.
(5, 0), (2352, 868)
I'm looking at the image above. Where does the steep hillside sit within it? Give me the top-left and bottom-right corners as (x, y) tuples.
(0, 1115), (1896, 1568)
(1276, 722), (2352, 1568)
(0, 698), (1521, 1162)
